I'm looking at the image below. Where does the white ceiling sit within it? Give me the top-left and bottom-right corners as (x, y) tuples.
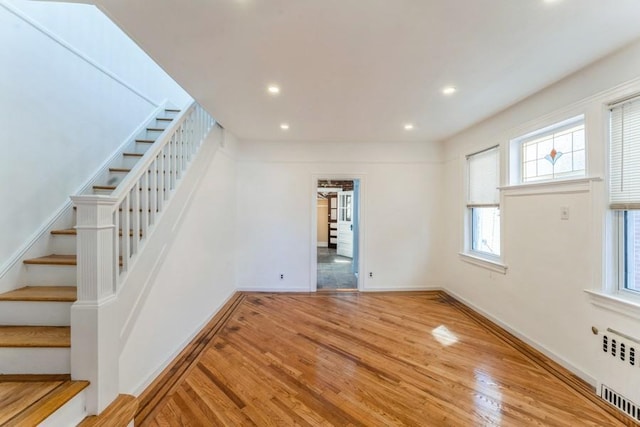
(93, 0), (640, 143)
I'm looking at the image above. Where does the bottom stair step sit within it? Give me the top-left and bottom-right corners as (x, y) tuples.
(0, 378), (89, 426)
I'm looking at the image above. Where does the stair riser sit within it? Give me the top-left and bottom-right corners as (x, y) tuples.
(0, 348), (69, 374)
(51, 235), (76, 255)
(40, 389), (87, 427)
(24, 265), (76, 286)
(0, 301), (72, 326)
(122, 156), (142, 169)
(107, 173), (126, 186)
(145, 129), (165, 138)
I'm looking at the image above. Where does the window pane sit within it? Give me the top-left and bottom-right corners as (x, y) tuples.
(573, 150), (585, 172)
(524, 160), (537, 179)
(554, 132), (572, 153)
(524, 144), (537, 162)
(573, 129), (585, 150)
(624, 211), (640, 293)
(553, 152), (572, 174)
(472, 207), (500, 256)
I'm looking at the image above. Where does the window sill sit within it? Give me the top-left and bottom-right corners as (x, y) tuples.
(499, 176), (602, 196)
(458, 252), (508, 274)
(585, 290), (640, 321)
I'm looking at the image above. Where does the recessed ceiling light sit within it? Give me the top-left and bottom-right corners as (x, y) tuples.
(267, 85), (280, 95)
(442, 86), (457, 95)
(404, 123), (414, 130)
(280, 123), (290, 130)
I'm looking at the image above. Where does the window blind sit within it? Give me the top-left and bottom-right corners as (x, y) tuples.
(610, 97), (640, 209)
(467, 146), (499, 207)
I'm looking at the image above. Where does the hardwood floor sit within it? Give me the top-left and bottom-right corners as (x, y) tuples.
(139, 292), (632, 426)
(0, 376), (89, 426)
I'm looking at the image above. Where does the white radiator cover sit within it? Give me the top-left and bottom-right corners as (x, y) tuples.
(596, 332), (640, 419)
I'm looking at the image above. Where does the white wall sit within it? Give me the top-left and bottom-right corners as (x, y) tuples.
(119, 129), (238, 394)
(441, 38), (640, 401)
(236, 141), (444, 291)
(0, 0), (190, 273)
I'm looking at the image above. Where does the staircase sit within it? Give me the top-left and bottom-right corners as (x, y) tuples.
(0, 107), (183, 423)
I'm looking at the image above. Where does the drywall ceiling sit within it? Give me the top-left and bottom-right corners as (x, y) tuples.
(90, 0), (640, 142)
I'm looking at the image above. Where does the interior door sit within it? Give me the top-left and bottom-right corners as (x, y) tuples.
(328, 195), (338, 249)
(337, 191), (354, 258)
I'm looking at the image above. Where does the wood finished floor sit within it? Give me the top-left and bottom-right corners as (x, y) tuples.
(140, 292), (629, 426)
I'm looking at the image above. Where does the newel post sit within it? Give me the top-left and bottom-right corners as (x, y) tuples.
(70, 195), (120, 414)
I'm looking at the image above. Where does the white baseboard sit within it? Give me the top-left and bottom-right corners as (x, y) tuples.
(362, 285), (444, 292)
(317, 242), (328, 248)
(445, 288), (597, 388)
(237, 287), (312, 293)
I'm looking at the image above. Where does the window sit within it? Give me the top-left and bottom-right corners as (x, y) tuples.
(511, 115), (585, 184)
(467, 146), (500, 258)
(622, 211), (640, 292)
(611, 97), (640, 295)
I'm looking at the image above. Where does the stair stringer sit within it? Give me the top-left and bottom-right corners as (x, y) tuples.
(116, 125), (223, 344)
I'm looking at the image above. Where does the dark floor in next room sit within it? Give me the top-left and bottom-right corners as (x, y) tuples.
(317, 247), (357, 290)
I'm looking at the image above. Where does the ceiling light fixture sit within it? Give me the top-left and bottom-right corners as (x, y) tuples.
(267, 85), (280, 95)
(404, 123), (414, 130)
(280, 123), (290, 130)
(442, 86), (457, 95)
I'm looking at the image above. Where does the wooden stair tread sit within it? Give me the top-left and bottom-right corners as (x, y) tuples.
(109, 167), (131, 173)
(3, 380), (89, 427)
(156, 118), (173, 122)
(165, 108), (180, 112)
(123, 152), (144, 157)
(24, 255), (122, 266)
(93, 185), (116, 191)
(0, 374), (71, 382)
(50, 228), (76, 235)
(136, 139), (155, 143)
(146, 128), (165, 132)
(24, 255), (76, 266)
(0, 286), (76, 302)
(0, 326), (70, 348)
(79, 394), (137, 426)
(51, 228), (140, 237)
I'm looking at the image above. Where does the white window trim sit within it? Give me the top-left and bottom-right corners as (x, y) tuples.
(459, 252), (508, 274)
(584, 289), (640, 321)
(500, 176), (602, 195)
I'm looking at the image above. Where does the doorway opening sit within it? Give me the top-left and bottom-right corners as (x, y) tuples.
(316, 179), (359, 290)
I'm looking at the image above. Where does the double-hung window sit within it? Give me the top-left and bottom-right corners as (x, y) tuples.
(610, 97), (640, 294)
(467, 146), (500, 258)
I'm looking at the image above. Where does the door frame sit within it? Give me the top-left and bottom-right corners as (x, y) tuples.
(310, 174), (366, 292)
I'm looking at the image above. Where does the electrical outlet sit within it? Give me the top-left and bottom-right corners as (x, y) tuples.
(560, 206), (569, 220)
(369, 272), (373, 278)
(280, 274), (284, 279)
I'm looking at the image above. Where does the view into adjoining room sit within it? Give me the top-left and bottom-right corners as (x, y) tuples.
(317, 180), (358, 290)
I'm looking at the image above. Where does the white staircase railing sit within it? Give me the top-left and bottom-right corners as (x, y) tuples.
(69, 102), (215, 414)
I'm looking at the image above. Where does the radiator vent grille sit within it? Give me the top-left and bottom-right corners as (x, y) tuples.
(603, 335), (636, 366)
(601, 385), (640, 422)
